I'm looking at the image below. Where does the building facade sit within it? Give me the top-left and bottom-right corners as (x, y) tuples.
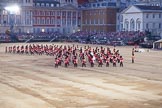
(0, 0), (33, 33)
(80, 0), (123, 33)
(0, 0), (81, 34)
(120, 5), (162, 36)
(82, 8), (118, 32)
(33, 0), (81, 34)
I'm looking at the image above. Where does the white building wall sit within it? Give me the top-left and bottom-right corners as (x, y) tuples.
(122, 12), (143, 31)
(143, 12), (162, 35)
(121, 5), (162, 36)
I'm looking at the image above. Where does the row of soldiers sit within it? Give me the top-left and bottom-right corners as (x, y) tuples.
(6, 44), (60, 56)
(54, 45), (124, 68)
(5, 44), (124, 68)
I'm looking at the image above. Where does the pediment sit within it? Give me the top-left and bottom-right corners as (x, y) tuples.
(121, 5), (142, 14)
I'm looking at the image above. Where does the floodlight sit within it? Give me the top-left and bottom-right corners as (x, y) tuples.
(5, 5), (20, 14)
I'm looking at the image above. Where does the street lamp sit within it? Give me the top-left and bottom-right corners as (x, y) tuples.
(4, 4), (20, 41)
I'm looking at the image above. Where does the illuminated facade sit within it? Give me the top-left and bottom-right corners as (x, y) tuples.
(0, 0), (81, 34)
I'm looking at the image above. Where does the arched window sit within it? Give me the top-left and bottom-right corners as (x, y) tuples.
(136, 18), (141, 31)
(124, 19), (129, 31)
(130, 19), (135, 31)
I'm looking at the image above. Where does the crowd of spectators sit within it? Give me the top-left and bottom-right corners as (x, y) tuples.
(0, 33), (11, 42)
(69, 31), (146, 45)
(0, 31), (146, 45)
(17, 32), (63, 41)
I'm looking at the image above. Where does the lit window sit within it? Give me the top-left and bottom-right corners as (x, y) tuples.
(36, 3), (40, 6)
(57, 4), (60, 7)
(51, 4), (54, 7)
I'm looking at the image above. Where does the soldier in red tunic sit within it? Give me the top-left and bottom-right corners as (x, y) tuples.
(73, 56), (78, 67)
(113, 56), (117, 67)
(64, 56), (69, 68)
(82, 56), (86, 67)
(98, 57), (103, 67)
(120, 56), (124, 67)
(55, 58), (59, 68)
(106, 56), (110, 67)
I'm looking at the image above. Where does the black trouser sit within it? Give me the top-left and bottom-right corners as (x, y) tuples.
(98, 63), (102, 67)
(74, 63), (77, 67)
(82, 63), (86, 67)
(65, 63), (68, 67)
(113, 63), (116, 67)
(106, 62), (109, 67)
(120, 62), (123, 67)
(91, 62), (94, 67)
(55, 64), (58, 68)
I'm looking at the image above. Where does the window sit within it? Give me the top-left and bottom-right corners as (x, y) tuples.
(40, 18), (45, 24)
(93, 4), (96, 7)
(26, 19), (30, 25)
(136, 19), (141, 31)
(36, 3), (40, 6)
(95, 19), (98, 24)
(62, 18), (66, 25)
(159, 23), (161, 29)
(16, 17), (21, 25)
(67, 18), (71, 25)
(26, 0), (30, 3)
(102, 18), (105, 24)
(72, 19), (76, 26)
(146, 23), (149, 29)
(56, 4), (60, 7)
(100, 19), (102, 24)
(46, 18), (50, 24)
(102, 3), (107, 6)
(51, 11), (55, 16)
(62, 11), (66, 16)
(73, 12), (76, 17)
(78, 19), (81, 25)
(46, 3), (49, 7)
(130, 19), (135, 31)
(57, 19), (60, 25)
(78, 12), (81, 17)
(85, 19), (87, 24)
(41, 3), (45, 7)
(159, 14), (161, 18)
(37, 18), (40, 24)
(67, 12), (71, 17)
(3, 10), (8, 15)
(153, 14), (155, 18)
(51, 4), (54, 7)
(146, 14), (149, 18)
(51, 18), (55, 24)
(153, 23), (155, 28)
(124, 19), (129, 31)
(57, 11), (60, 16)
